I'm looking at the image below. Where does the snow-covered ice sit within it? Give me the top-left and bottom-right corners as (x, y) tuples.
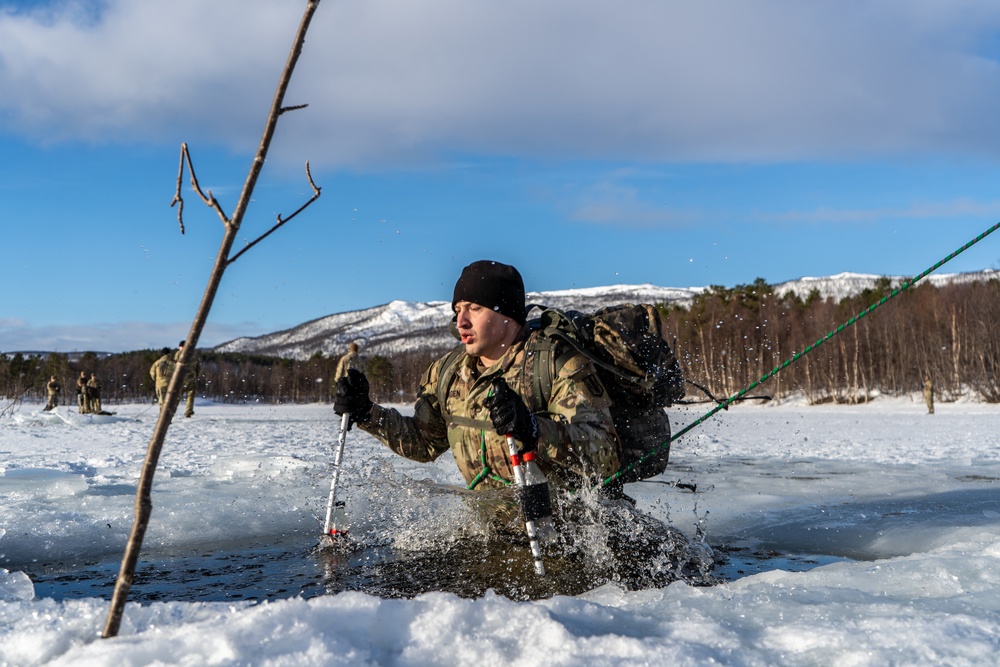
(2, 395), (999, 666)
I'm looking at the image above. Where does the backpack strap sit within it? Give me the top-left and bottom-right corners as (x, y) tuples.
(526, 316), (577, 412)
(435, 344), (467, 415)
(529, 334), (554, 410)
(444, 414), (494, 430)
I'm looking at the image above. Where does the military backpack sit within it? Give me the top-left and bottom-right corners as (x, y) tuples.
(437, 303), (685, 483)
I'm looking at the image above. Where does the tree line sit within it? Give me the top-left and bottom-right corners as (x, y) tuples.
(3, 277), (999, 410)
(0, 347), (424, 410)
(659, 276), (1000, 405)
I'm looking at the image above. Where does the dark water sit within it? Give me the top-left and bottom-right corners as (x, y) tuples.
(27, 542), (327, 603)
(24, 471), (854, 603)
(25, 536), (851, 604)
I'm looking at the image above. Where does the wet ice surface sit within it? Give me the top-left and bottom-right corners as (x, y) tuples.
(2, 398), (1000, 666)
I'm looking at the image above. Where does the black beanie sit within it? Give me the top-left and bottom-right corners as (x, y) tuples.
(452, 260), (526, 324)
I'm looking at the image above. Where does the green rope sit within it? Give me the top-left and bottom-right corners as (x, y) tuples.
(466, 386), (511, 490)
(466, 428), (511, 489)
(602, 220), (1000, 488)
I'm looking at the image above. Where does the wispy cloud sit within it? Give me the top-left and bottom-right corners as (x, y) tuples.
(567, 181), (699, 229)
(761, 198), (1000, 224)
(0, 320), (270, 354)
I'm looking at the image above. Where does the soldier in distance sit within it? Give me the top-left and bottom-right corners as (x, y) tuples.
(150, 347), (174, 412)
(176, 340), (199, 418)
(333, 342), (365, 383)
(76, 371), (89, 413)
(44, 375), (61, 411)
(86, 373), (104, 414)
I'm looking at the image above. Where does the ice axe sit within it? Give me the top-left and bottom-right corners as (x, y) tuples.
(321, 411), (351, 545)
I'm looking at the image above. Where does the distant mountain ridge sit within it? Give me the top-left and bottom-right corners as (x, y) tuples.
(773, 270), (998, 303)
(213, 270), (999, 361)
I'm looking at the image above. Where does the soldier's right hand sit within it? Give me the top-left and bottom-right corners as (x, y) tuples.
(334, 369), (373, 425)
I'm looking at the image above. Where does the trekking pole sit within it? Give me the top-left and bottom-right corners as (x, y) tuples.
(602, 219), (1000, 488)
(321, 411), (351, 543)
(506, 434), (547, 576)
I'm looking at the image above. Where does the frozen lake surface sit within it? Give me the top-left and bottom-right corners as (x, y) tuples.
(2, 396), (999, 665)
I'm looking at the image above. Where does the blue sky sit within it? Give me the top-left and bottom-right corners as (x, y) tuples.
(3, 0), (1000, 353)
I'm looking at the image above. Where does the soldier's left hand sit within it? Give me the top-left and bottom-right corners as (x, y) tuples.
(486, 377), (538, 452)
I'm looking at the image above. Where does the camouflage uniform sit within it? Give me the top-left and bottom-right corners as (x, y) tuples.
(333, 347), (365, 382)
(185, 373), (198, 416)
(45, 377), (61, 411)
(360, 330), (620, 492)
(178, 350), (200, 418)
(150, 353), (175, 411)
(86, 375), (102, 414)
(923, 377), (934, 414)
(76, 372), (89, 413)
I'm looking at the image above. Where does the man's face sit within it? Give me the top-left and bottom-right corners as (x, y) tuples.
(453, 301), (519, 363)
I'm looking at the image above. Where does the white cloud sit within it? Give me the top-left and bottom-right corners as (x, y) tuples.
(0, 0), (294, 146)
(2, 0), (1000, 166)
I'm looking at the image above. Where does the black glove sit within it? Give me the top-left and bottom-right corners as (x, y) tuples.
(333, 369), (373, 426)
(485, 377), (538, 452)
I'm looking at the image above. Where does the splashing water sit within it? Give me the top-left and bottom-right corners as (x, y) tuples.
(315, 467), (718, 600)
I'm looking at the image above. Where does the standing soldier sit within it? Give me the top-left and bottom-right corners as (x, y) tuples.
(149, 347), (175, 412)
(44, 375), (61, 411)
(176, 340), (200, 418)
(333, 342), (365, 382)
(76, 371), (89, 413)
(923, 375), (934, 414)
(87, 373), (103, 414)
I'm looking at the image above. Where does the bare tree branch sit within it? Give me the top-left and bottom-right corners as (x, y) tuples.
(0, 385), (33, 420)
(102, 0), (323, 639)
(169, 144), (187, 234)
(227, 161), (321, 265)
(280, 103), (309, 114)
(170, 143), (231, 231)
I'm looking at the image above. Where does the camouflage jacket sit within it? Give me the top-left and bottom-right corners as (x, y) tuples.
(150, 354), (175, 387)
(334, 351), (365, 382)
(173, 349), (200, 387)
(47, 380), (61, 395)
(359, 329), (621, 491)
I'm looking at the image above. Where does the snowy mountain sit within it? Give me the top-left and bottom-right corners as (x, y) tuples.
(773, 269), (999, 303)
(213, 270), (999, 360)
(213, 284), (701, 359)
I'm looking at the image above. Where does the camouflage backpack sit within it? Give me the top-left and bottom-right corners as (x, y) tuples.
(438, 303), (685, 483)
(524, 304), (685, 482)
(154, 355), (177, 385)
